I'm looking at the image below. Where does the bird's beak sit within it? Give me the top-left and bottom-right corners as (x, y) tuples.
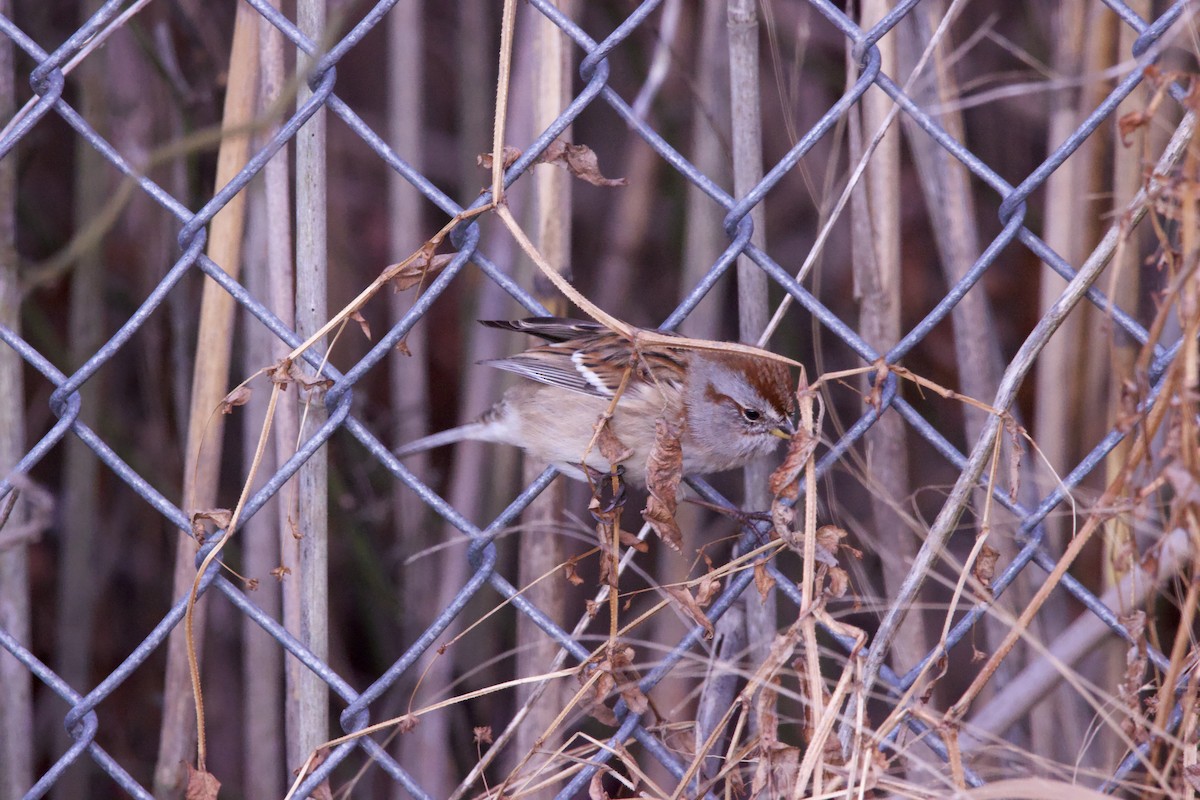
(770, 418), (796, 440)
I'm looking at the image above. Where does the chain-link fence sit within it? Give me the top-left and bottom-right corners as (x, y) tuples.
(1, 0), (1197, 797)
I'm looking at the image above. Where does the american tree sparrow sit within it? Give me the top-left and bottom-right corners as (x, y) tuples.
(395, 318), (796, 484)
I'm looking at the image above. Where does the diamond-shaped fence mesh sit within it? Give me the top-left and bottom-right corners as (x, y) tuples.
(1, 0), (1198, 797)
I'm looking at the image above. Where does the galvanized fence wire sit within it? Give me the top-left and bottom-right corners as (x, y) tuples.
(0, 0), (1194, 797)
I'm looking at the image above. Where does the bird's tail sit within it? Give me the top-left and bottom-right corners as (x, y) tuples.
(393, 422), (491, 458)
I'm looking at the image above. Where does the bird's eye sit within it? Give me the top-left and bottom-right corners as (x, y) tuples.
(741, 407), (762, 422)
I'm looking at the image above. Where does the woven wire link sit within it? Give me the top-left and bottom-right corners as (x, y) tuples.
(0, 0), (1193, 797)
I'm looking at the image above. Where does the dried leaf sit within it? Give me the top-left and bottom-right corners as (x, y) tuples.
(477, 145), (522, 170)
(585, 599), (601, 618)
(395, 338), (412, 356)
(580, 664), (618, 726)
(665, 585), (715, 639)
(825, 566), (849, 598)
(270, 566), (290, 582)
(218, 385), (252, 414)
(473, 726), (493, 745)
(607, 645), (649, 714)
(244, 578), (259, 591)
(589, 771), (612, 800)
(539, 140), (627, 187)
(641, 416), (684, 551)
(769, 425), (817, 500)
(972, 543), (1000, 591)
(815, 525), (847, 565)
(562, 554), (585, 586)
(184, 764), (221, 800)
(268, 359), (293, 389)
(595, 418), (633, 467)
(387, 250), (456, 292)
(866, 359), (888, 410)
(1004, 415), (1023, 502)
(349, 309), (371, 340)
(191, 509), (233, 542)
(754, 562), (776, 600)
(1118, 110), (1150, 147)
(1119, 610), (1149, 743)
(287, 361), (333, 393)
(695, 570), (721, 607)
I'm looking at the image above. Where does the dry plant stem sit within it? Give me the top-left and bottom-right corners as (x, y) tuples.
(726, 5), (778, 748)
(185, 382), (281, 772)
(385, 2), (444, 795)
(1101, 0), (1149, 769)
(491, 0), (518, 205)
(0, 0), (30, 789)
(54, 4), (108, 794)
(514, 4), (575, 792)
(681, 0), (729, 339)
(288, 0), (331, 773)
(243, 11), (290, 794)
(155, 5), (257, 789)
(947, 333), (1178, 722)
(284, 666), (581, 799)
(849, 0), (923, 675)
(963, 526), (1190, 744)
(758, 0), (966, 348)
(857, 109), (1198, 737)
(956, 778), (1117, 800)
(240, 194), (284, 800)
(793, 609), (864, 797)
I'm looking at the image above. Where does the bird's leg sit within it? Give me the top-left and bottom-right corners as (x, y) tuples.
(584, 463), (627, 517)
(683, 497), (772, 529)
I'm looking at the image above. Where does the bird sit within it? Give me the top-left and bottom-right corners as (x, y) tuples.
(395, 317), (796, 485)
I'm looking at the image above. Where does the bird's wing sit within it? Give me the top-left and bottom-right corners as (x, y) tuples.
(481, 347), (614, 398)
(478, 317), (605, 343)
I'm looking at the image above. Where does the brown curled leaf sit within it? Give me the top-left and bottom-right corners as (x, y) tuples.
(388, 251), (457, 293)
(665, 585), (715, 639)
(866, 359), (888, 410)
(477, 145), (522, 171)
(562, 554), (585, 586)
(754, 562), (776, 600)
(595, 417), (633, 468)
(589, 772), (613, 800)
(539, 140), (627, 187)
(1118, 110), (1150, 147)
(641, 416), (684, 551)
(184, 764), (221, 800)
(287, 361), (334, 393)
(769, 426), (817, 501)
(580, 662), (618, 726)
(219, 385), (252, 414)
(191, 508), (233, 542)
(349, 309), (371, 340)
(606, 645), (649, 714)
(972, 543), (1000, 591)
(825, 566), (850, 598)
(268, 358), (293, 389)
(695, 570), (721, 607)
